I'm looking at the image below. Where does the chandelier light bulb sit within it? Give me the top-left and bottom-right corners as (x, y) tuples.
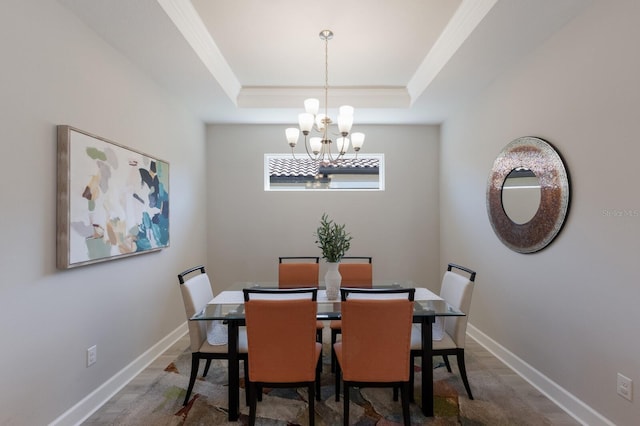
(304, 98), (320, 115)
(337, 137), (350, 154)
(285, 128), (299, 147)
(337, 114), (353, 134)
(298, 113), (314, 133)
(351, 132), (365, 151)
(309, 137), (322, 154)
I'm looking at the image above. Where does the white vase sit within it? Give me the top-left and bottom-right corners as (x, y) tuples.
(324, 261), (342, 300)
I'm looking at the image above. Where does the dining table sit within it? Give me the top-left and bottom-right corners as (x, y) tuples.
(190, 281), (464, 421)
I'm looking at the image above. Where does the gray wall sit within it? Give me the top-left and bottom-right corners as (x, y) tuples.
(205, 124), (442, 290)
(440, 0), (640, 424)
(0, 1), (206, 424)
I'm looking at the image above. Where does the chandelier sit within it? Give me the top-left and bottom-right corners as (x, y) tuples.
(285, 30), (365, 164)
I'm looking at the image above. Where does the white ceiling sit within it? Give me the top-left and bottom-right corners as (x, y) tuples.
(59, 0), (591, 125)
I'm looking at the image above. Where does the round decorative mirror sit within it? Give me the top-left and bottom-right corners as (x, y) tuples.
(487, 137), (570, 253)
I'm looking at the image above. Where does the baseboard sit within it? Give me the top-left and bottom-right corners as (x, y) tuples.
(467, 323), (614, 426)
(49, 322), (188, 426)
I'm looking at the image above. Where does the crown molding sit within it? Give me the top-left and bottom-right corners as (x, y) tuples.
(407, 0), (499, 104)
(157, 0), (241, 105)
(237, 86), (410, 109)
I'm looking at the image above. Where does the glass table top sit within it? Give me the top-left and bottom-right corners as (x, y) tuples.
(191, 281), (463, 321)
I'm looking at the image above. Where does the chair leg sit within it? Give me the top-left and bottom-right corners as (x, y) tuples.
(184, 353), (200, 405)
(400, 382), (411, 426)
(316, 328), (323, 374)
(248, 381), (257, 426)
(443, 354), (452, 372)
(315, 356), (322, 401)
(308, 383), (316, 426)
(335, 362), (341, 402)
(330, 329), (339, 373)
(343, 382), (350, 426)
(202, 358), (212, 377)
(244, 359), (250, 406)
(393, 386), (399, 401)
(456, 349), (474, 400)
(409, 354), (416, 403)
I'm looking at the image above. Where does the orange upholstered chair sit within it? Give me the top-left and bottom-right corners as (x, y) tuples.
(333, 287), (415, 426)
(278, 256), (324, 352)
(338, 257), (373, 286)
(329, 256), (373, 372)
(243, 288), (322, 426)
(278, 256), (320, 288)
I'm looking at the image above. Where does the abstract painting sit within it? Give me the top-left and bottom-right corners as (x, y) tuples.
(57, 126), (169, 269)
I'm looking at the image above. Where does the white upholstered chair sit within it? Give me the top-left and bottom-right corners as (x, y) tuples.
(410, 263), (476, 400)
(177, 265), (249, 406)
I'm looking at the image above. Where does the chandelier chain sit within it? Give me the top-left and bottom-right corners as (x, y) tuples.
(322, 32), (332, 161)
(324, 34), (329, 127)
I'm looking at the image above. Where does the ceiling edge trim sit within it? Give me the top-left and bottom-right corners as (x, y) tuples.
(157, 0), (241, 105)
(406, 0), (499, 104)
(237, 87), (410, 109)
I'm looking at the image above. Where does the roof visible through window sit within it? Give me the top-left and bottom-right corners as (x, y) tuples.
(265, 154), (384, 191)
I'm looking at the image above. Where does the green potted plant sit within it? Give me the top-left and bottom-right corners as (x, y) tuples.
(315, 213), (352, 262)
(314, 213), (352, 299)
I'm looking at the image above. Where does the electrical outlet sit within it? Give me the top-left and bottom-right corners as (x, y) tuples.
(87, 345), (97, 367)
(617, 373), (632, 401)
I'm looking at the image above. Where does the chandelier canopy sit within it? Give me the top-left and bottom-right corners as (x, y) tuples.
(285, 30), (365, 164)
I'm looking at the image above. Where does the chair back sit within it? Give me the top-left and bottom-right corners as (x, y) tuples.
(340, 296), (414, 382)
(338, 257), (373, 287)
(244, 289), (319, 383)
(440, 264), (476, 348)
(278, 257), (320, 288)
(243, 287), (318, 301)
(177, 266), (212, 352)
(340, 287), (415, 301)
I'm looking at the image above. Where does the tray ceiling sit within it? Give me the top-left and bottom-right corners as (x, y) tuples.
(59, 0), (591, 124)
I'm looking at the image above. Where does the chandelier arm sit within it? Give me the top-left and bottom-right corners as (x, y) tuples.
(303, 134), (312, 158)
(325, 145), (334, 163)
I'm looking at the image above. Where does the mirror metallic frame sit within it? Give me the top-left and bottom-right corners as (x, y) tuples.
(487, 136), (570, 253)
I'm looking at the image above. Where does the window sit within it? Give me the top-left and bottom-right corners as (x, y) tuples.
(264, 154), (385, 191)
